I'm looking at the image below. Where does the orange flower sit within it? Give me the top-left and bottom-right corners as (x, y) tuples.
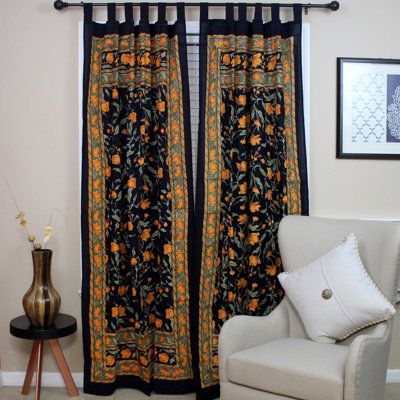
(249, 202), (260, 213)
(146, 292), (155, 304)
(112, 88), (118, 99)
(237, 277), (247, 288)
(118, 286), (128, 296)
(237, 161), (247, 172)
(140, 198), (151, 210)
(251, 53), (262, 68)
(265, 103), (274, 115)
(130, 257), (138, 266)
(239, 183), (248, 194)
(121, 53), (130, 64)
(165, 308), (174, 319)
(266, 265), (276, 276)
(112, 154), (120, 165)
(118, 306), (126, 317)
(158, 353), (169, 363)
(106, 52), (114, 64)
(110, 242), (119, 253)
(236, 95), (247, 106)
(141, 229), (151, 241)
(127, 178), (136, 188)
(222, 53), (231, 65)
(164, 244), (172, 255)
(101, 102), (110, 113)
(249, 255), (260, 266)
(265, 124), (274, 135)
(250, 134), (261, 146)
(121, 349), (132, 359)
(218, 309), (228, 320)
(155, 318), (163, 328)
(140, 355), (149, 366)
(237, 214), (248, 225)
(248, 299), (259, 312)
(143, 251), (153, 261)
(128, 112), (137, 122)
(156, 100), (165, 112)
(238, 115), (247, 129)
(106, 355), (115, 366)
(111, 307), (119, 318)
(93, 159), (101, 171)
(267, 55), (277, 71)
(248, 232), (260, 245)
(221, 169), (230, 180)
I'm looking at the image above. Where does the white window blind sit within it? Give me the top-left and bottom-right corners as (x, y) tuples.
(186, 23), (200, 197)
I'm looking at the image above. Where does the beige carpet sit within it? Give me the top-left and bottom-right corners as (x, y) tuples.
(0, 385), (399, 399)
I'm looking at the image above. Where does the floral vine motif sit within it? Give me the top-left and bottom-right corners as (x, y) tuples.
(387, 85), (400, 140)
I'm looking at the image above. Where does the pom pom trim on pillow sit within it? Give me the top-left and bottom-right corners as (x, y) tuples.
(278, 233), (396, 343)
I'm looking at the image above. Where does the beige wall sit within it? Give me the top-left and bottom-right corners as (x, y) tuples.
(0, 0), (399, 376)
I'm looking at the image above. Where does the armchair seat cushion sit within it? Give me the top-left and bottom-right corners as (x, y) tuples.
(227, 338), (349, 400)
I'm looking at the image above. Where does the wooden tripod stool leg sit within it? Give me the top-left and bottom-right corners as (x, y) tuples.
(35, 340), (43, 400)
(21, 340), (40, 395)
(48, 339), (79, 397)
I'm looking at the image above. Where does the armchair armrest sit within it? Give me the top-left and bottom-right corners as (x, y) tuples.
(218, 299), (290, 383)
(344, 319), (393, 400)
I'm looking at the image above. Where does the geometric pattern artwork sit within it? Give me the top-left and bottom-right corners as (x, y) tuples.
(351, 73), (386, 143)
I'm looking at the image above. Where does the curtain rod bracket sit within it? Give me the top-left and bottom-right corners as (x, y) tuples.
(53, 1), (340, 12)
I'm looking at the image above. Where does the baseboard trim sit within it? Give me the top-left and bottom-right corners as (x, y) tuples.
(387, 369), (400, 384)
(0, 369), (399, 388)
(0, 371), (83, 388)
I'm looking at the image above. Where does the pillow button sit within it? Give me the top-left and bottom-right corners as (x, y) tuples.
(322, 289), (332, 300)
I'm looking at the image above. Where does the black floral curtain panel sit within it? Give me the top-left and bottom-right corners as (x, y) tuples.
(81, 2), (308, 399)
(81, 2), (195, 396)
(194, 3), (308, 397)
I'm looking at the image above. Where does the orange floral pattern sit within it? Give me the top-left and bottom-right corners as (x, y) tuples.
(85, 32), (192, 386)
(198, 34), (304, 390)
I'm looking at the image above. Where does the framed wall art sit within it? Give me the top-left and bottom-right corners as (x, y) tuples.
(337, 57), (400, 159)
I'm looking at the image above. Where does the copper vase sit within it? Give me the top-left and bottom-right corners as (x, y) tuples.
(22, 250), (61, 328)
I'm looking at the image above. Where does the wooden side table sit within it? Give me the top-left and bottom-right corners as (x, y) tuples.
(10, 313), (79, 400)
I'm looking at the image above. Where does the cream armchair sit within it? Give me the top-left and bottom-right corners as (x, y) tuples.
(219, 216), (400, 400)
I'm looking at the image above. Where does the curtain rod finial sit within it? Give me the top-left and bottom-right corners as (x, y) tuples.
(54, 1), (67, 10)
(329, 1), (340, 11)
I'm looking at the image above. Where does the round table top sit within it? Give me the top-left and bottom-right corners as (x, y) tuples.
(10, 314), (77, 340)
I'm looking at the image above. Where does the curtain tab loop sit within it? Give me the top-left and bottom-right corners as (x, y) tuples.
(158, 3), (167, 23)
(140, 3), (149, 23)
(83, 3), (93, 22)
(177, 2), (185, 23)
(238, 3), (247, 22)
(107, 3), (116, 23)
(124, 2), (133, 23)
(271, 4), (280, 23)
(200, 2), (208, 22)
(293, 3), (302, 23)
(253, 3), (263, 23)
(226, 3), (234, 21)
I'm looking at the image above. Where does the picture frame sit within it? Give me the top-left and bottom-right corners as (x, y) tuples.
(337, 57), (400, 159)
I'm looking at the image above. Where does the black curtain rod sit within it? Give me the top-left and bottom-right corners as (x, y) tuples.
(54, 1), (340, 13)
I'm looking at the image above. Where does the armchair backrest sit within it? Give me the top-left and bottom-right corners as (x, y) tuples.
(277, 216), (400, 340)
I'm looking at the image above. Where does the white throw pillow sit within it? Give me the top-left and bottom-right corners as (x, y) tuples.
(278, 233), (396, 343)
